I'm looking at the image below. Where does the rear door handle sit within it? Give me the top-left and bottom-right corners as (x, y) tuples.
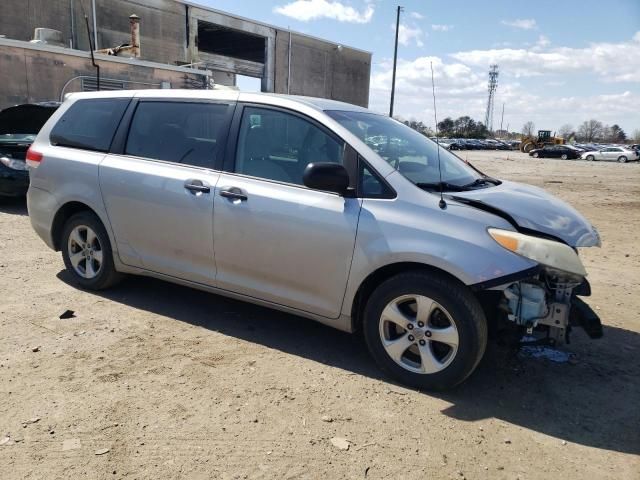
(219, 187), (248, 202)
(184, 179), (210, 194)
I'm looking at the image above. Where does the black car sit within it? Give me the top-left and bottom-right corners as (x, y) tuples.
(528, 144), (580, 160)
(0, 102), (59, 197)
(448, 139), (464, 150)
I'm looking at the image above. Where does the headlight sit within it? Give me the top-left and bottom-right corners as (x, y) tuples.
(488, 228), (587, 277)
(0, 154), (28, 171)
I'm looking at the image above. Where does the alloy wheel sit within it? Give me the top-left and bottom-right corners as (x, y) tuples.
(379, 294), (459, 374)
(67, 225), (103, 279)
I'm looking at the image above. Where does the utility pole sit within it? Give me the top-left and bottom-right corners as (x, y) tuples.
(389, 5), (403, 118)
(499, 102), (505, 134)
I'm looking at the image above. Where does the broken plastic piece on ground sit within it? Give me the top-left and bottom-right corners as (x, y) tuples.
(59, 310), (75, 319)
(519, 344), (571, 363)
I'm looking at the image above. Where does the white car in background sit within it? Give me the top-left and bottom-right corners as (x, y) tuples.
(580, 146), (639, 163)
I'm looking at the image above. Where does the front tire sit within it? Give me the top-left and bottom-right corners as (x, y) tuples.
(533, 152), (540, 158)
(561, 154), (568, 160)
(618, 156), (628, 163)
(586, 155), (595, 161)
(61, 212), (123, 290)
(363, 272), (487, 390)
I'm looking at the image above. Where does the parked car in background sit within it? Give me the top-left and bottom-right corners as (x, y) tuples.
(0, 102), (59, 197)
(581, 146), (639, 162)
(434, 139), (455, 150)
(466, 139), (485, 150)
(493, 140), (512, 150)
(528, 144), (581, 160)
(447, 139), (463, 150)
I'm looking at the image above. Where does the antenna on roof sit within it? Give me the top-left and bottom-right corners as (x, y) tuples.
(430, 61), (446, 210)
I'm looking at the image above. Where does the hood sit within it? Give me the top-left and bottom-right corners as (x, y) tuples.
(0, 103), (59, 135)
(451, 180), (600, 247)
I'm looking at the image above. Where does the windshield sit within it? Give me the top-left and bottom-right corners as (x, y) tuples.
(326, 110), (484, 189)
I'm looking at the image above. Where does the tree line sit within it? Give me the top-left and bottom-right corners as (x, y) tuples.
(523, 120), (639, 143)
(399, 116), (491, 138)
(398, 115), (639, 143)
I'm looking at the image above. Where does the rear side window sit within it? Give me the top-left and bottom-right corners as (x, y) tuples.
(125, 101), (231, 169)
(50, 98), (129, 152)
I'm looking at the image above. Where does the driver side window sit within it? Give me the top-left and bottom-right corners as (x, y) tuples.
(235, 107), (344, 186)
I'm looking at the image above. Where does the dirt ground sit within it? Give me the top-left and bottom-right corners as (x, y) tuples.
(1, 151), (639, 479)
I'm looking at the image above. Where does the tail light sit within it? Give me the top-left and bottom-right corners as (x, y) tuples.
(26, 147), (43, 168)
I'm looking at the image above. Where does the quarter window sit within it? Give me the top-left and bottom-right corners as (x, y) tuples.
(235, 107), (344, 185)
(50, 98), (129, 152)
(125, 101), (231, 168)
(360, 161), (394, 198)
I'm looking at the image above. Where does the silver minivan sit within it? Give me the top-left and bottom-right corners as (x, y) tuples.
(26, 90), (603, 390)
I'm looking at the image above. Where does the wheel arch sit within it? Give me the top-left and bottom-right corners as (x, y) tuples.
(350, 262), (466, 334)
(51, 201), (105, 251)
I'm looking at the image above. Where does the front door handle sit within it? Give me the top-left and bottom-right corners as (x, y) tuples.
(219, 187), (248, 202)
(184, 179), (210, 194)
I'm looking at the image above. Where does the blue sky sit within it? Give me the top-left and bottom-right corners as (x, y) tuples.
(197, 0), (640, 135)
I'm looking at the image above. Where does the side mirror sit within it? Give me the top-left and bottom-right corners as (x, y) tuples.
(303, 162), (350, 195)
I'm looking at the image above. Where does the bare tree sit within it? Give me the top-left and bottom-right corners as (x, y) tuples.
(558, 124), (574, 140)
(577, 119), (603, 142)
(633, 129), (640, 143)
(522, 121), (535, 137)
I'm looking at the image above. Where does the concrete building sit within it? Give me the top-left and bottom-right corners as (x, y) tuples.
(0, 0), (372, 110)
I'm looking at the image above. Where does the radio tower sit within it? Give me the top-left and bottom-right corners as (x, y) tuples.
(484, 64), (499, 133)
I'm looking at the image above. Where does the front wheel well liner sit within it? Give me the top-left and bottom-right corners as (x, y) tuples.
(350, 262), (466, 334)
(51, 202), (100, 251)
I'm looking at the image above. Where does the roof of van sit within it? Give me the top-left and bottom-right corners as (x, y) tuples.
(66, 89), (373, 114)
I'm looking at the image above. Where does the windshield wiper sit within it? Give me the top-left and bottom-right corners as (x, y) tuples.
(416, 182), (466, 192)
(462, 177), (501, 189)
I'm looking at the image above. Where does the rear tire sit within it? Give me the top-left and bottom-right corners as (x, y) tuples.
(61, 212), (123, 290)
(362, 271), (487, 391)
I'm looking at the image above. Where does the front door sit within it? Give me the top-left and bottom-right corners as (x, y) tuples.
(600, 147), (615, 160)
(212, 105), (361, 318)
(100, 99), (234, 285)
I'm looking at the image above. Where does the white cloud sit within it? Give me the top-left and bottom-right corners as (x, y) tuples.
(432, 24), (453, 32)
(410, 11), (424, 20)
(395, 23), (425, 47)
(501, 18), (537, 30)
(274, 0), (374, 23)
(368, 32), (640, 132)
(370, 56), (483, 102)
(534, 34), (550, 49)
(450, 33), (640, 83)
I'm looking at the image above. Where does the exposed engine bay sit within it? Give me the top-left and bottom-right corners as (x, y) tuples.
(498, 268), (603, 346)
